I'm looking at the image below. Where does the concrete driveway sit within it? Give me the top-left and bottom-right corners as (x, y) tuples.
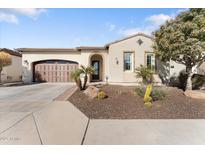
(0, 83), (74, 112)
(0, 83), (89, 145)
(0, 83), (73, 102)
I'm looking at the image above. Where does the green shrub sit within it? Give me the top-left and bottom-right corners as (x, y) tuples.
(135, 65), (154, 84)
(97, 91), (107, 99)
(151, 88), (167, 101)
(134, 86), (167, 101)
(173, 70), (205, 90)
(134, 87), (145, 97)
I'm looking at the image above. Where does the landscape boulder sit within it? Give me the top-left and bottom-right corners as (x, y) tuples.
(184, 90), (205, 100)
(83, 86), (99, 99)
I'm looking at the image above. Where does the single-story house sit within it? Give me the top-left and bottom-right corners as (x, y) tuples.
(17, 33), (205, 84)
(0, 48), (22, 83)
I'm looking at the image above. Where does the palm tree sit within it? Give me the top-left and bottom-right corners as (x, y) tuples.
(80, 65), (94, 90)
(71, 68), (83, 90)
(135, 65), (153, 84)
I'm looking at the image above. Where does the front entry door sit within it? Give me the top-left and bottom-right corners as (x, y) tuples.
(91, 60), (100, 81)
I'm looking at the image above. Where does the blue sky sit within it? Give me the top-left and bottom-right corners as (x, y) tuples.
(0, 8), (186, 49)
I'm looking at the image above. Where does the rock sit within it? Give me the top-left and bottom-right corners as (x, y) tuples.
(184, 90), (205, 100)
(83, 86), (99, 99)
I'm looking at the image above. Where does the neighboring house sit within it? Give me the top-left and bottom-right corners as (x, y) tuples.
(17, 33), (205, 84)
(0, 48), (22, 83)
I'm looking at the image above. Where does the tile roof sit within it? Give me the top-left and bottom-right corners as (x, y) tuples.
(105, 33), (154, 47)
(0, 48), (22, 57)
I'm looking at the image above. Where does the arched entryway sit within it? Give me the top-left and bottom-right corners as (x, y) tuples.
(33, 59), (78, 82)
(90, 54), (103, 82)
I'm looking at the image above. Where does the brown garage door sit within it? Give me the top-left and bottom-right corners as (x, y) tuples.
(34, 60), (78, 82)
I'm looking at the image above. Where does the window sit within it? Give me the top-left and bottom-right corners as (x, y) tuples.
(124, 52), (134, 71)
(146, 53), (155, 71)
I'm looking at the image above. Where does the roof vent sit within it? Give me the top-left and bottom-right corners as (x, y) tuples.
(137, 39), (143, 45)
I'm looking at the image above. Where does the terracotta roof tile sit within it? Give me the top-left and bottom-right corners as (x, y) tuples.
(0, 48), (22, 57)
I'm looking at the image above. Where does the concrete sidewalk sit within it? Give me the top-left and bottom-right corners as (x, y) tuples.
(84, 119), (205, 145)
(1, 100), (205, 144)
(0, 101), (88, 145)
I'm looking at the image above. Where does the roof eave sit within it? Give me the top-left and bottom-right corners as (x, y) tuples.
(105, 33), (154, 47)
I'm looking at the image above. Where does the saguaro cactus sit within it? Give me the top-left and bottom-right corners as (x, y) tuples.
(143, 84), (153, 108)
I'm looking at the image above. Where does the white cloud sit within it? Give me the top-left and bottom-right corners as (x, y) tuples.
(117, 12), (176, 37)
(106, 23), (116, 31)
(10, 8), (47, 19)
(119, 13), (173, 36)
(177, 8), (189, 14)
(0, 8), (47, 24)
(0, 12), (18, 24)
(145, 14), (172, 26)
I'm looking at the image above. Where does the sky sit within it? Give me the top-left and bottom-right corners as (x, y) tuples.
(0, 8), (187, 49)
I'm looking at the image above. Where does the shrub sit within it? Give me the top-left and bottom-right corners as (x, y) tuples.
(134, 87), (145, 97)
(97, 91), (107, 99)
(171, 70), (205, 90)
(134, 86), (167, 101)
(151, 88), (167, 101)
(135, 65), (154, 84)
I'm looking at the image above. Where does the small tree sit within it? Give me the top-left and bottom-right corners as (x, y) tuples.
(70, 65), (94, 90)
(135, 65), (154, 84)
(154, 9), (205, 90)
(71, 69), (83, 90)
(80, 65), (94, 90)
(0, 51), (12, 83)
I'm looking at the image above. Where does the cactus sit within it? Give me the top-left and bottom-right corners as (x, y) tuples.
(143, 84), (153, 108)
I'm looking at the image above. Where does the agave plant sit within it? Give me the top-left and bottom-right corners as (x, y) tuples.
(135, 65), (154, 84)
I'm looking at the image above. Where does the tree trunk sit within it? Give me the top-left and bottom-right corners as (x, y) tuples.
(74, 77), (82, 90)
(0, 68), (2, 84)
(83, 74), (88, 90)
(77, 77), (82, 90)
(78, 78), (82, 90)
(185, 66), (196, 90)
(186, 72), (193, 90)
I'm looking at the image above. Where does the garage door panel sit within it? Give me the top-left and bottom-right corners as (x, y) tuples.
(34, 61), (78, 82)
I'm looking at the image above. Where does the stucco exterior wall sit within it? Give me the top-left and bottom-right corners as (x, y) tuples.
(197, 62), (205, 75)
(1, 55), (22, 83)
(80, 50), (109, 81)
(22, 50), (108, 83)
(108, 35), (154, 82)
(169, 60), (186, 77)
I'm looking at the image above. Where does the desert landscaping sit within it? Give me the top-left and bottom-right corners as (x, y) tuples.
(68, 84), (205, 119)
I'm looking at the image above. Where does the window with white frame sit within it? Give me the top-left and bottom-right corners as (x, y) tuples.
(146, 53), (155, 71)
(124, 52), (134, 71)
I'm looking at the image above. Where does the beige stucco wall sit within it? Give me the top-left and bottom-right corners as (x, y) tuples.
(1, 55), (22, 83)
(108, 35), (154, 82)
(22, 50), (108, 83)
(80, 50), (109, 81)
(169, 60), (186, 77)
(170, 61), (205, 77)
